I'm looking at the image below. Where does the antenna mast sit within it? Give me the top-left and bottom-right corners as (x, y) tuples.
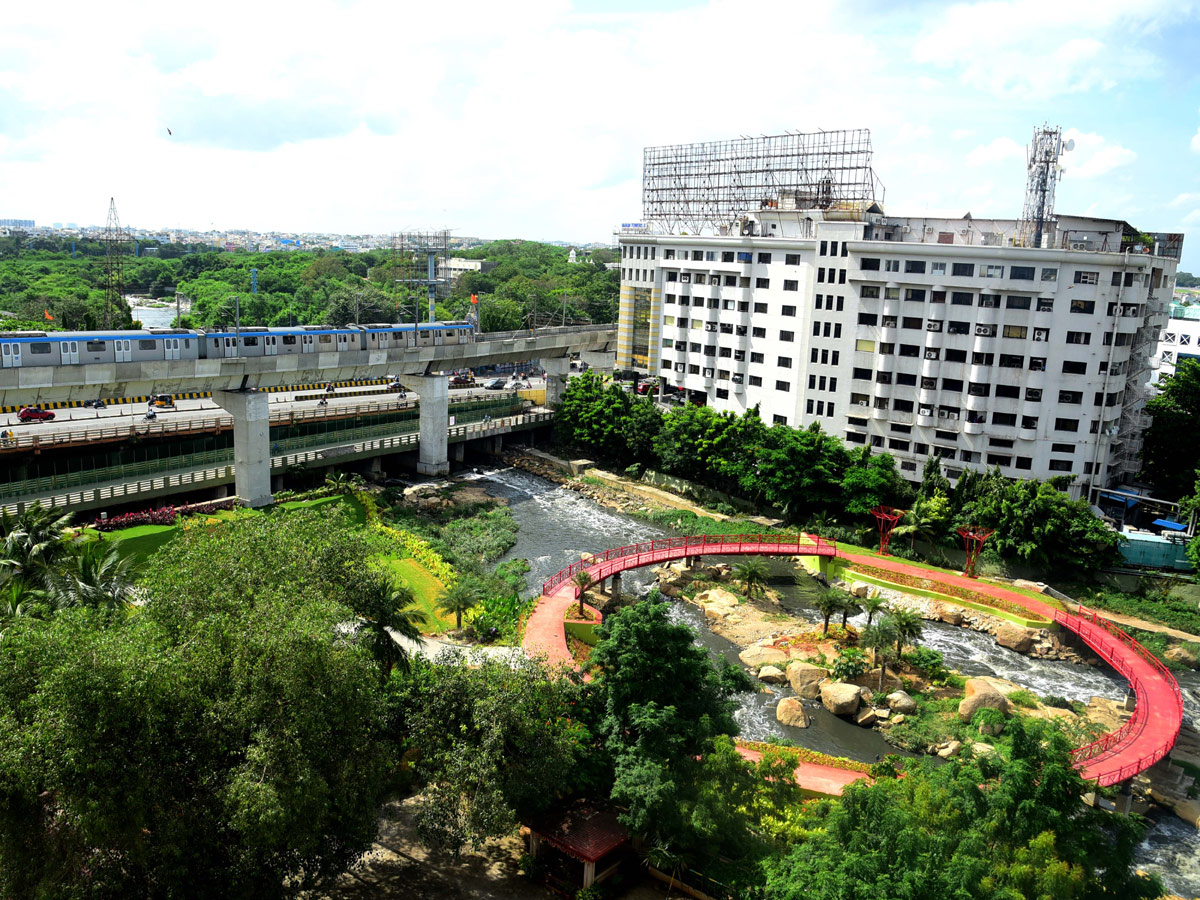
(101, 198), (129, 328)
(1018, 125), (1071, 249)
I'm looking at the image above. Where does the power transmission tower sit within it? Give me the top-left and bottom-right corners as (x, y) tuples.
(101, 198), (129, 329)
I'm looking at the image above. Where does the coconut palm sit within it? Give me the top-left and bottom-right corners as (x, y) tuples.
(437, 580), (482, 632)
(0, 573), (40, 624)
(890, 608), (924, 658)
(861, 594), (888, 627)
(860, 618), (898, 690)
(732, 558), (769, 599)
(0, 506), (75, 578)
(43, 541), (137, 611)
(351, 571), (425, 679)
(813, 590), (842, 635)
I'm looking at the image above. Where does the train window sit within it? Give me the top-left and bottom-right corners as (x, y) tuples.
(282, 335), (296, 345)
(318, 335), (332, 343)
(445, 330), (454, 337)
(86, 341), (106, 352)
(28, 342), (52, 354)
(243, 336), (258, 346)
(184, 339), (190, 348)
(139, 340), (157, 350)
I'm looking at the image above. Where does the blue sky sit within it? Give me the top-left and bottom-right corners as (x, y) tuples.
(2, 0), (1199, 270)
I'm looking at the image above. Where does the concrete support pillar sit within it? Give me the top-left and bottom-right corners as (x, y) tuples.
(369, 457), (383, 476)
(1116, 779), (1133, 815)
(400, 375), (449, 476)
(541, 357), (571, 408)
(219, 390), (273, 508)
(581, 349), (616, 374)
(453, 442), (465, 463)
(583, 860), (596, 889)
(611, 572), (621, 602)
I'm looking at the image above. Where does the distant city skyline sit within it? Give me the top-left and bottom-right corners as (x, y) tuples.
(3, 0), (1199, 270)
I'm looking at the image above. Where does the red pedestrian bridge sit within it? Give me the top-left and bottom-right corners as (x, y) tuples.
(523, 533), (1182, 788)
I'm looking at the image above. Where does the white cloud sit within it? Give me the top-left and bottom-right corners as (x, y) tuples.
(966, 137), (1025, 167)
(1191, 125), (1200, 153)
(1183, 209), (1200, 225)
(1171, 193), (1200, 207)
(1059, 129), (1136, 179)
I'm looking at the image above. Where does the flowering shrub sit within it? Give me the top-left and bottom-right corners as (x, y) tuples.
(353, 489), (458, 588)
(736, 739), (872, 774)
(177, 498), (244, 516)
(846, 563), (1049, 623)
(91, 507), (178, 532)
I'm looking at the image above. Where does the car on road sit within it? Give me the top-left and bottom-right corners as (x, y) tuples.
(636, 381), (679, 396)
(483, 378), (507, 390)
(17, 406), (55, 422)
(448, 373), (475, 386)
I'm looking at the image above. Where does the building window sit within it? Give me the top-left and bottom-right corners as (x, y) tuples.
(1011, 266), (1035, 281)
(861, 257), (880, 271)
(1048, 460), (1073, 472)
(752, 327), (766, 338)
(902, 316), (923, 329)
(1006, 295), (1031, 310)
(931, 262), (947, 275)
(1070, 299), (1096, 314)
(1058, 390), (1083, 404)
(722, 251), (735, 263)
(778, 356), (792, 368)
(951, 291), (973, 306)
(1041, 267), (1058, 281)
(983, 265), (1004, 278)
(756, 278), (770, 288)
(1073, 271), (1099, 285)
(715, 388), (729, 399)
(750, 351), (764, 363)
(780, 330), (794, 342)
(754, 302), (768, 313)
(758, 252), (772, 264)
(952, 262), (975, 277)
(1065, 331), (1091, 345)
(776, 380), (791, 391)
(785, 253), (802, 265)
(905, 260), (926, 274)
(782, 305), (796, 316)
(998, 354), (1023, 368)
(1002, 325), (1027, 339)
(1062, 360), (1086, 375)
(783, 280), (798, 292)
(885, 259), (900, 272)
(749, 375), (763, 386)
(858, 312), (878, 326)
(1054, 418), (1080, 432)
(906, 288), (926, 302)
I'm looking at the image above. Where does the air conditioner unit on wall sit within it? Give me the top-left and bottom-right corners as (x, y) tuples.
(1070, 242), (1090, 251)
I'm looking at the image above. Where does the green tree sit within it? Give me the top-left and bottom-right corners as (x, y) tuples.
(0, 507), (75, 579)
(42, 540), (137, 611)
(1143, 358), (1200, 498)
(393, 652), (593, 856)
(861, 594), (887, 627)
(732, 558), (769, 599)
(894, 489), (952, 549)
(834, 588), (861, 627)
(813, 590), (842, 635)
(759, 718), (1161, 899)
(554, 371), (635, 462)
(348, 570), (424, 680)
(859, 618), (898, 690)
(588, 599), (753, 857)
(918, 454), (952, 499)
(436, 581), (482, 631)
(889, 608), (924, 657)
(839, 446), (913, 518)
(752, 423), (849, 520)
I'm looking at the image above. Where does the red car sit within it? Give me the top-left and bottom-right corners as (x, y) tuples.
(17, 406), (55, 422)
(636, 382), (678, 396)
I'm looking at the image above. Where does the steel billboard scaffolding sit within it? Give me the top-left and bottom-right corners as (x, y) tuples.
(641, 129), (884, 235)
(392, 230), (450, 324)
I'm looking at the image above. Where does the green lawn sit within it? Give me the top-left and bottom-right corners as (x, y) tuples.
(102, 524), (180, 563)
(378, 554), (453, 633)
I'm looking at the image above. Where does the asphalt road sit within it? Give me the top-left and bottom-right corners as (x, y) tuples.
(4, 377), (545, 438)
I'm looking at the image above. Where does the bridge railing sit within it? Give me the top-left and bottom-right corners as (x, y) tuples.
(1053, 604), (1183, 784)
(477, 323), (615, 343)
(541, 533), (836, 596)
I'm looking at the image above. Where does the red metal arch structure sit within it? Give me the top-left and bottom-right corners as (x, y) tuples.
(526, 535), (1182, 788)
(871, 506), (905, 556)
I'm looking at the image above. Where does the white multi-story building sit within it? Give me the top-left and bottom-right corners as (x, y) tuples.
(617, 209), (1180, 497)
(1152, 302), (1200, 381)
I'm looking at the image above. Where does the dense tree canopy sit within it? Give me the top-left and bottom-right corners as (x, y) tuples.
(1142, 358), (1200, 499)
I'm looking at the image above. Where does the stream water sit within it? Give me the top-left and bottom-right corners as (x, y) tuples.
(473, 465), (1200, 897)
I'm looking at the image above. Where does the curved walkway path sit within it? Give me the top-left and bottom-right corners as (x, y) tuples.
(522, 533), (1183, 789)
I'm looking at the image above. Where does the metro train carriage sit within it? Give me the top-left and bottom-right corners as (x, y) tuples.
(0, 329), (199, 368)
(0, 321), (475, 369)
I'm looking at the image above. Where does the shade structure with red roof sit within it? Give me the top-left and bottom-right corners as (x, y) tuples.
(526, 802), (630, 889)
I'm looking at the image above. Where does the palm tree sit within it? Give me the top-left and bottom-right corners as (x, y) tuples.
(324, 471), (355, 495)
(0, 506), (75, 578)
(860, 618), (898, 690)
(437, 580), (482, 632)
(352, 572), (425, 679)
(0, 573), (40, 624)
(813, 590), (842, 635)
(570, 571), (594, 620)
(732, 558), (769, 599)
(43, 541), (137, 611)
(890, 608), (924, 658)
(862, 595), (888, 627)
(834, 589), (861, 627)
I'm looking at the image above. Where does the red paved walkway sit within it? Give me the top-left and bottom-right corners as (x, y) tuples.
(522, 533), (1183, 788)
(734, 744), (868, 796)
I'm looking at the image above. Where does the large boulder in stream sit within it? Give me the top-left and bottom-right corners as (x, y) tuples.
(885, 690), (918, 714)
(776, 697), (810, 728)
(995, 623), (1037, 654)
(958, 678), (1012, 722)
(820, 682), (863, 716)
(739, 644), (789, 668)
(785, 661), (826, 694)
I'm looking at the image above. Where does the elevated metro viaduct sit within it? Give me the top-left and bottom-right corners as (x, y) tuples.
(0, 325), (616, 506)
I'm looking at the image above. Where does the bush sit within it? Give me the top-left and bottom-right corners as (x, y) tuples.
(1007, 689), (1039, 709)
(91, 507), (177, 531)
(902, 647), (950, 683)
(832, 647), (868, 681)
(623, 463), (643, 480)
(1042, 694), (1073, 709)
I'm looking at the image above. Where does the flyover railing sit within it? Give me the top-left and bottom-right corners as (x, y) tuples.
(541, 533), (837, 596)
(477, 323), (615, 343)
